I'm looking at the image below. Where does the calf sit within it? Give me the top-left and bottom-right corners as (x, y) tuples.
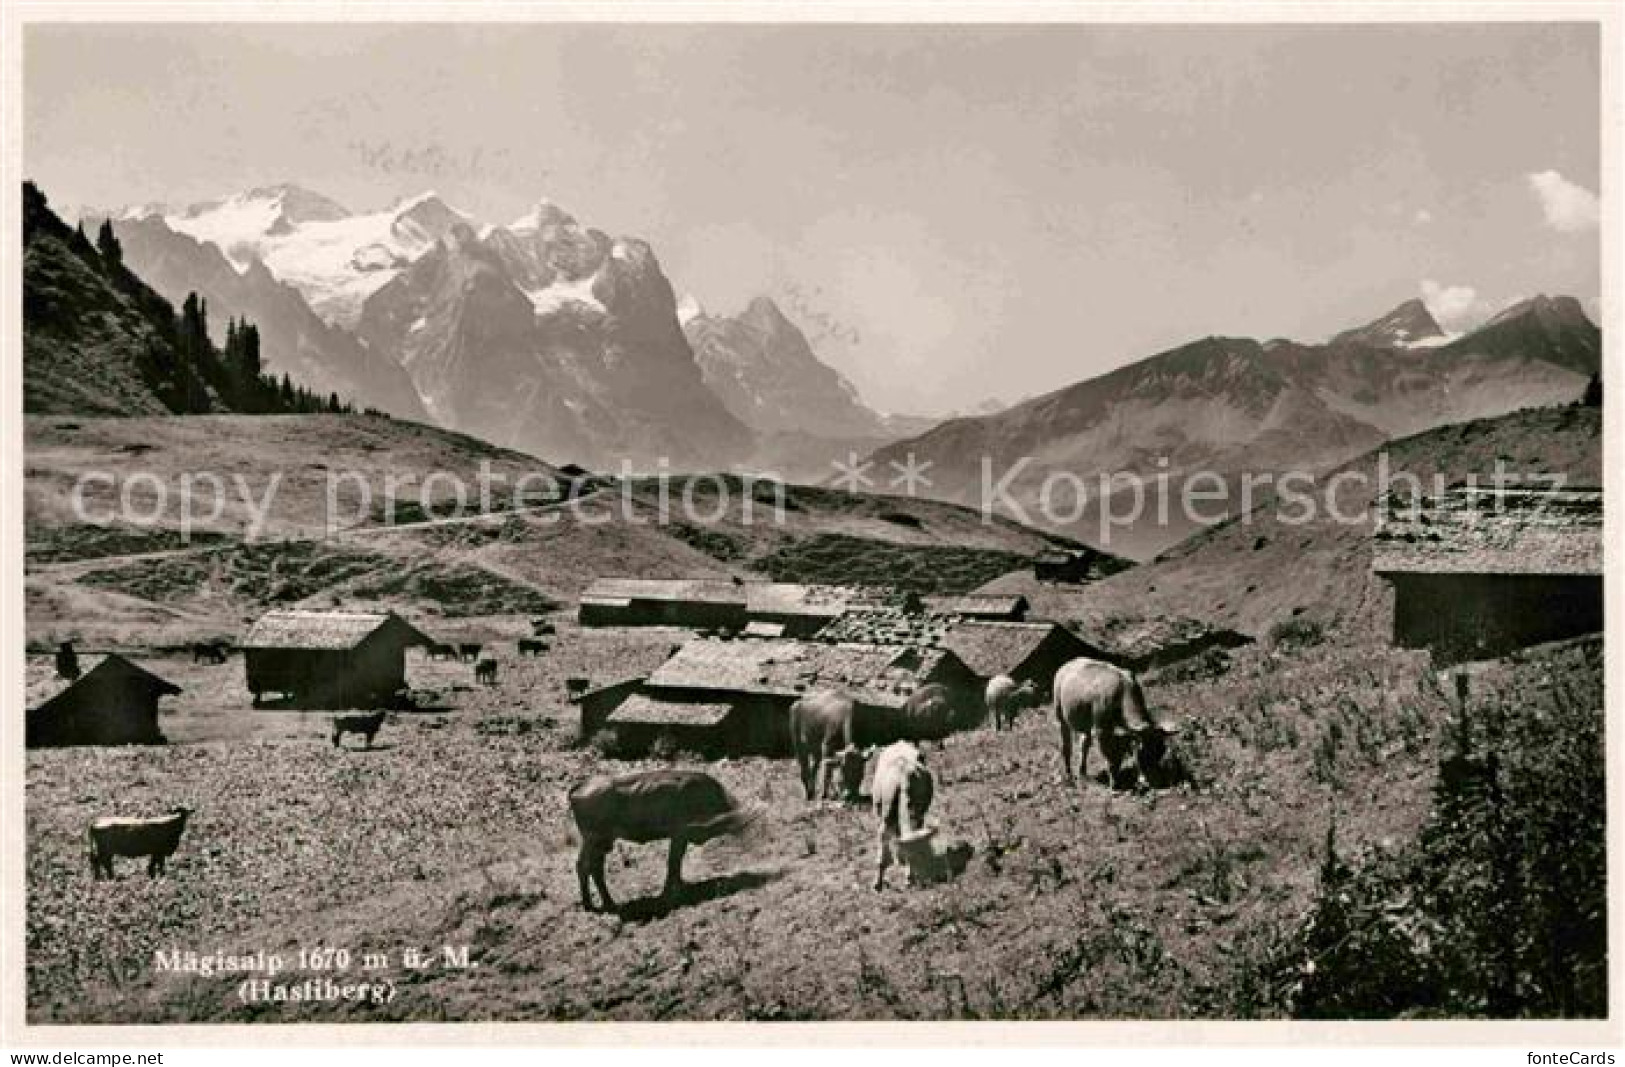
(474, 658), (499, 685)
(332, 710), (387, 749)
(568, 769), (753, 911)
(870, 742), (936, 891)
(985, 675), (1037, 732)
(88, 807), (192, 879)
(788, 689), (870, 802)
(517, 638), (548, 657)
(458, 642), (483, 663)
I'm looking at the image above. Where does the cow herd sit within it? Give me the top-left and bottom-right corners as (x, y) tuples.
(80, 634), (1177, 923)
(567, 655), (1179, 912)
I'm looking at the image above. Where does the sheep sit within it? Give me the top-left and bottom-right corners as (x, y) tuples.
(88, 807), (192, 879)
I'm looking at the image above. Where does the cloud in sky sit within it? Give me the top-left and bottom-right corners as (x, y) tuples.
(1527, 170), (1600, 232)
(1421, 278), (1489, 334)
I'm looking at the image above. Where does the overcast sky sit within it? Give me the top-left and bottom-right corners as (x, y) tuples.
(25, 21), (1601, 414)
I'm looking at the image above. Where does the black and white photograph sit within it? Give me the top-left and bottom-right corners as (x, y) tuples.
(3, 2), (1616, 1046)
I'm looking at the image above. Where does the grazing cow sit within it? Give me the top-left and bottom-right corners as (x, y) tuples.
(474, 658), (499, 685)
(870, 742), (936, 891)
(426, 643), (458, 661)
(457, 643), (483, 663)
(565, 677), (592, 703)
(1053, 657), (1177, 789)
(55, 641), (80, 681)
(789, 689), (870, 802)
(517, 638), (548, 657)
(191, 640), (230, 664)
(531, 619), (556, 637)
(985, 675), (1037, 732)
(332, 710), (387, 749)
(88, 807), (192, 879)
(568, 769), (754, 912)
(899, 682), (961, 737)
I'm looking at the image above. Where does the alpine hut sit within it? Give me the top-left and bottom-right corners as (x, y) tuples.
(27, 653), (180, 747)
(1372, 485), (1603, 663)
(242, 610), (433, 708)
(588, 636), (979, 756)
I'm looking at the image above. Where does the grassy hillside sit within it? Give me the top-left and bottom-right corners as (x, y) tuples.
(25, 414), (1090, 646)
(24, 625), (1600, 1021)
(981, 404), (1601, 639)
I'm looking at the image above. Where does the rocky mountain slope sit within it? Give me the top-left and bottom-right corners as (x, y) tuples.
(122, 189), (763, 469)
(23, 182), (348, 421)
(870, 298), (1599, 559)
(109, 213), (429, 420)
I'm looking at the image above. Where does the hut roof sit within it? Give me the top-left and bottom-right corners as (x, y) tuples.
(939, 620), (1078, 678)
(28, 653), (181, 712)
(242, 610), (433, 651)
(922, 593), (1029, 617)
(645, 636), (958, 708)
(1372, 486), (1602, 577)
(581, 578), (745, 605)
(1071, 612), (1249, 667)
(815, 609), (955, 646)
(607, 694), (734, 727)
(744, 583), (901, 618)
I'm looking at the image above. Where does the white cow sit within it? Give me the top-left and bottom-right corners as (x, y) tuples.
(870, 741), (936, 891)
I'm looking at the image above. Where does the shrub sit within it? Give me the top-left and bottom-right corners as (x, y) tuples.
(1267, 616), (1326, 649)
(1291, 644), (1606, 1018)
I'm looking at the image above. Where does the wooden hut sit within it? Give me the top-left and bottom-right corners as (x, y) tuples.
(922, 593), (1031, 621)
(939, 620), (1106, 697)
(1372, 485), (1602, 664)
(1033, 549), (1093, 584)
(744, 583), (919, 637)
(576, 578), (748, 630)
(591, 636), (979, 755)
(27, 654), (179, 747)
(242, 610), (433, 708)
(1071, 611), (1251, 674)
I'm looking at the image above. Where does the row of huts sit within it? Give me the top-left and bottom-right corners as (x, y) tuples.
(578, 577), (1033, 634)
(579, 609), (1134, 757)
(26, 609), (434, 748)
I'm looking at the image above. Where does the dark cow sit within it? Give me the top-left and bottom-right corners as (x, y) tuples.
(332, 710), (387, 749)
(568, 769), (754, 912)
(788, 689), (869, 802)
(565, 678), (591, 703)
(55, 641), (80, 681)
(88, 807), (192, 879)
(191, 640), (230, 664)
(474, 658), (499, 685)
(518, 638), (548, 657)
(985, 674), (1037, 732)
(426, 643), (458, 661)
(899, 682), (961, 738)
(870, 742), (935, 891)
(531, 619), (556, 637)
(457, 643), (483, 663)
(1053, 657), (1177, 789)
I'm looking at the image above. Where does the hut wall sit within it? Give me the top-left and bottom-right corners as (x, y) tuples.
(1390, 572), (1603, 664)
(581, 599), (746, 630)
(579, 679), (647, 738)
(28, 683), (165, 747)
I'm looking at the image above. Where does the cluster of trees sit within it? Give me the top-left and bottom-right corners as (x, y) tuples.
(23, 180), (354, 418)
